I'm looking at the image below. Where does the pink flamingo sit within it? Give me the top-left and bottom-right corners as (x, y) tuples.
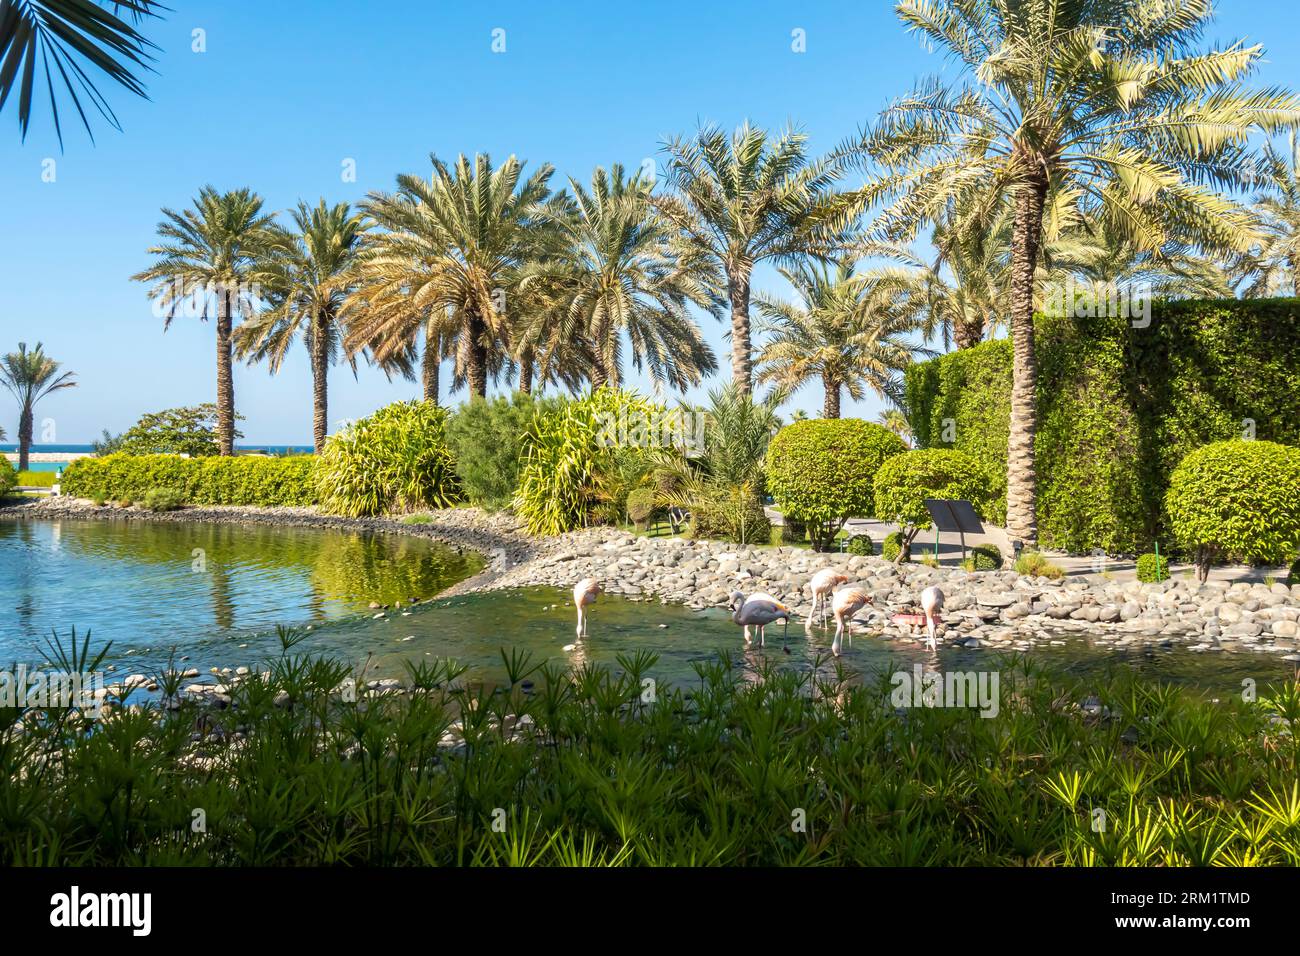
(807, 569), (850, 628)
(921, 585), (945, 651)
(728, 591), (793, 652)
(830, 587), (872, 656)
(573, 578), (601, 637)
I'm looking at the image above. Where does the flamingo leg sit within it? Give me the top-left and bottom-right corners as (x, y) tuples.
(782, 615), (790, 654)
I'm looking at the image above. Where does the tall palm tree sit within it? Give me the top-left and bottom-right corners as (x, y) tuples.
(864, 0), (1300, 546)
(1231, 133), (1300, 297)
(657, 122), (860, 395)
(0, 341), (76, 470)
(133, 186), (282, 455)
(877, 408), (913, 447)
(1, 0), (162, 145)
(754, 261), (927, 418)
(529, 163), (722, 392)
(235, 200), (366, 454)
(344, 153), (566, 399)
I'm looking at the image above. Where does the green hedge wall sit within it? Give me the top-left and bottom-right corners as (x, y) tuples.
(904, 298), (1300, 554)
(61, 454), (317, 507)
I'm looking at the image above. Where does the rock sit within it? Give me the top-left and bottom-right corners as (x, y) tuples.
(1004, 602), (1031, 620)
(1272, 620), (1299, 638)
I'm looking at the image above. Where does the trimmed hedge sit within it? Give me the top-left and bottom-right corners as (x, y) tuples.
(961, 543), (1003, 571)
(844, 533), (873, 556)
(61, 454), (316, 506)
(904, 299), (1300, 553)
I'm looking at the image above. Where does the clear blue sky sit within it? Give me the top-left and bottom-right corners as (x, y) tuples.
(2, 0), (1297, 444)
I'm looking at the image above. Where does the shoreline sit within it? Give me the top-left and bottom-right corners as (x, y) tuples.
(5, 496), (1299, 660)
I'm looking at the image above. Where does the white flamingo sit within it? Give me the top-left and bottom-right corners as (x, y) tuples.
(830, 587), (872, 657)
(807, 569), (850, 628)
(921, 585), (945, 651)
(573, 578), (601, 637)
(728, 591), (793, 652)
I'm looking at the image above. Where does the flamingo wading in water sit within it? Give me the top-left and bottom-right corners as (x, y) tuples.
(921, 585), (945, 651)
(728, 591), (793, 652)
(573, 578), (601, 637)
(807, 569), (850, 628)
(830, 587), (872, 657)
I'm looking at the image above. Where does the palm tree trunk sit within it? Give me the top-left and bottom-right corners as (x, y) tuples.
(464, 309), (488, 399)
(728, 269), (753, 396)
(216, 290), (236, 456)
(954, 318), (984, 350)
(422, 319), (440, 404)
(17, 405), (33, 471)
(822, 374), (841, 418)
(310, 311), (329, 454)
(517, 348), (533, 395)
(1006, 171), (1049, 547)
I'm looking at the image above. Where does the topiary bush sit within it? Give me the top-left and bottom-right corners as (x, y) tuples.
(872, 448), (993, 563)
(845, 533), (873, 556)
(881, 530), (911, 563)
(1165, 439), (1300, 583)
(1136, 553), (1169, 583)
(626, 487), (659, 531)
(445, 392), (558, 511)
(315, 401), (458, 517)
(61, 454), (316, 506)
(960, 543), (1003, 572)
(140, 487), (185, 512)
(766, 419), (906, 551)
(689, 486), (771, 545)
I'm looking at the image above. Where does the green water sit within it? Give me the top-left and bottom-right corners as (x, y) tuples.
(0, 518), (1293, 696)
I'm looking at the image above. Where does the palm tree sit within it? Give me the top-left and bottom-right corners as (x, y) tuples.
(529, 163), (722, 392)
(1, 0), (162, 146)
(235, 200), (366, 454)
(133, 186), (282, 455)
(657, 122), (860, 395)
(1232, 133), (1300, 297)
(345, 153), (566, 399)
(877, 408), (913, 447)
(865, 0), (1300, 546)
(0, 342), (76, 470)
(754, 261), (927, 418)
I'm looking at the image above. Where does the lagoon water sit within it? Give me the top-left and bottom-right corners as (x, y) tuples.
(0, 518), (1292, 696)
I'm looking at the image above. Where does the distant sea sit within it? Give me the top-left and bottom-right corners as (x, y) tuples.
(3, 444), (313, 473)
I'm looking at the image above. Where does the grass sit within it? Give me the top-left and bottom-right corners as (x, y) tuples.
(4, 629), (1300, 866)
(1016, 550), (1067, 580)
(16, 470), (56, 487)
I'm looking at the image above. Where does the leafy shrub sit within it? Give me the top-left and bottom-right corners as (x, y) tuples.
(626, 487), (659, 530)
(0, 460), (16, 496)
(961, 543), (1003, 572)
(1015, 551), (1065, 580)
(1136, 553), (1169, 583)
(692, 383), (783, 491)
(1288, 558), (1300, 587)
(515, 389), (671, 535)
(766, 419), (906, 551)
(16, 469), (56, 487)
(62, 454), (316, 506)
(780, 515), (807, 544)
(689, 487), (771, 544)
(1166, 440), (1300, 582)
(115, 404), (243, 457)
(140, 487), (185, 512)
(881, 530), (911, 563)
(845, 534), (873, 556)
(316, 401), (458, 518)
(445, 393), (557, 511)
(873, 448), (992, 562)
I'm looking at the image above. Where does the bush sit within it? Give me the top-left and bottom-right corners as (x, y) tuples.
(515, 389), (670, 535)
(1015, 551), (1065, 580)
(16, 469), (56, 487)
(780, 515), (807, 544)
(316, 401), (458, 517)
(689, 487), (771, 545)
(445, 393), (557, 511)
(961, 543), (1003, 572)
(873, 448), (992, 562)
(62, 454), (316, 506)
(1288, 558), (1300, 587)
(0, 460), (16, 496)
(844, 533), (873, 556)
(140, 487), (185, 512)
(626, 487), (659, 530)
(1136, 553), (1169, 583)
(881, 530), (911, 563)
(115, 404), (243, 457)
(766, 419), (906, 551)
(1165, 440), (1300, 583)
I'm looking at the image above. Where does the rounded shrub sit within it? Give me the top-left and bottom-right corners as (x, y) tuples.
(881, 530), (911, 563)
(844, 533), (873, 556)
(1136, 552), (1168, 583)
(445, 393), (557, 511)
(626, 487), (658, 530)
(1165, 440), (1300, 582)
(316, 401), (458, 518)
(960, 543), (1003, 571)
(766, 419), (906, 551)
(873, 448), (992, 562)
(141, 487), (185, 512)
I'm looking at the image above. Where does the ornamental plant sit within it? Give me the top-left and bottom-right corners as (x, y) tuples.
(873, 448), (992, 564)
(1165, 440), (1300, 583)
(766, 419), (906, 551)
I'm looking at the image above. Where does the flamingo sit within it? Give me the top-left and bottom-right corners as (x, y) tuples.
(728, 591), (793, 652)
(573, 578), (601, 637)
(807, 569), (850, 628)
(921, 585), (945, 651)
(830, 587), (872, 656)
